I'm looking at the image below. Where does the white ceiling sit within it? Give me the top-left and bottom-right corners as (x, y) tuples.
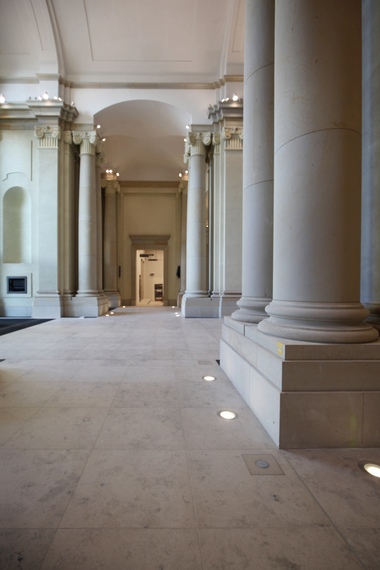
(95, 100), (192, 180)
(0, 0), (244, 83)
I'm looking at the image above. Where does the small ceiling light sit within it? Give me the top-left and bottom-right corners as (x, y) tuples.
(184, 138), (187, 142)
(185, 170), (188, 174)
(203, 375), (216, 382)
(71, 101), (75, 106)
(58, 97), (62, 101)
(186, 125), (190, 130)
(102, 137), (106, 142)
(42, 92), (49, 100)
(225, 97), (230, 102)
(179, 173), (182, 177)
(218, 410), (237, 420)
(53, 96), (58, 100)
(116, 172), (120, 177)
(110, 311), (114, 315)
(38, 96), (42, 101)
(364, 463), (380, 478)
(172, 306), (175, 309)
(96, 124), (101, 129)
(175, 314), (180, 317)
(221, 98), (225, 102)
(106, 314), (109, 317)
(232, 93), (239, 101)
(0, 94), (5, 104)
(123, 306), (126, 308)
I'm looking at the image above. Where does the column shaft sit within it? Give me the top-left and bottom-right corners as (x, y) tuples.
(232, 0), (274, 323)
(63, 132), (76, 295)
(361, 0), (380, 329)
(103, 182), (118, 293)
(259, 0), (378, 343)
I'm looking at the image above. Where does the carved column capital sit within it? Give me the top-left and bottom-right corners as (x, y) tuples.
(34, 125), (61, 149)
(101, 179), (120, 194)
(72, 131), (97, 155)
(222, 127), (244, 150)
(63, 131), (73, 144)
(184, 132), (213, 163)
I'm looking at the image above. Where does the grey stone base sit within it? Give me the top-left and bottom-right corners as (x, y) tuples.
(220, 316), (380, 449)
(32, 295), (64, 319)
(219, 294), (240, 317)
(181, 295), (220, 318)
(105, 291), (121, 308)
(62, 294), (109, 317)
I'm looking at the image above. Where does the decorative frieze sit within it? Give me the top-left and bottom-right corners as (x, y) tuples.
(222, 127), (243, 150)
(34, 125), (61, 149)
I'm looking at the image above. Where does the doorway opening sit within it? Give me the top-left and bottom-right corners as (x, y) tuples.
(136, 249), (164, 306)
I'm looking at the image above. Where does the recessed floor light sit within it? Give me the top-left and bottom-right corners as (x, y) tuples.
(123, 306), (126, 308)
(218, 410), (237, 420)
(363, 463), (380, 478)
(172, 306), (175, 308)
(106, 314), (109, 317)
(203, 375), (216, 382)
(110, 312), (114, 315)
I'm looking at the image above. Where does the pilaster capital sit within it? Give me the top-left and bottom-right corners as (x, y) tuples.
(96, 150), (107, 167)
(63, 131), (73, 144)
(222, 127), (243, 150)
(179, 180), (188, 195)
(101, 179), (120, 194)
(34, 125), (61, 149)
(184, 132), (213, 163)
(72, 131), (97, 155)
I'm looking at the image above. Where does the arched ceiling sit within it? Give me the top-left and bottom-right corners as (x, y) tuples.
(95, 100), (192, 181)
(0, 0), (244, 84)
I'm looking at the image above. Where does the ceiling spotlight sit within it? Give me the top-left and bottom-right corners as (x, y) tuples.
(123, 306), (126, 308)
(232, 93), (239, 101)
(71, 101), (75, 106)
(109, 169), (113, 173)
(96, 124), (101, 129)
(225, 97), (230, 101)
(0, 94), (5, 104)
(42, 92), (49, 100)
(38, 96), (42, 101)
(218, 410), (237, 420)
(185, 170), (188, 174)
(203, 375), (216, 382)
(221, 98), (225, 102)
(116, 172), (120, 177)
(184, 138), (187, 142)
(186, 125), (190, 130)
(53, 96), (58, 100)
(58, 97), (62, 101)
(363, 463), (380, 478)
(102, 137), (106, 142)
(179, 173), (182, 177)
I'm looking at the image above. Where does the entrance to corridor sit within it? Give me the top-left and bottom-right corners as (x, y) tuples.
(136, 249), (164, 306)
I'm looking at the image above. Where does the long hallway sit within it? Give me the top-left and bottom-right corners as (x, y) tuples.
(0, 308), (379, 569)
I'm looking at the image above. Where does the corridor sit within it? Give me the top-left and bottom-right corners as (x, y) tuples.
(0, 308), (379, 569)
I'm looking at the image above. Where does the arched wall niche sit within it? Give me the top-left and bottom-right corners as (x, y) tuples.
(3, 186), (32, 264)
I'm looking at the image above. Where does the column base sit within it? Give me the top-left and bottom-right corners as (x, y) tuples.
(32, 294), (63, 319)
(231, 296), (270, 323)
(62, 294), (108, 317)
(177, 291), (185, 309)
(181, 294), (220, 318)
(104, 290), (121, 309)
(258, 300), (379, 343)
(219, 293), (241, 318)
(221, 316), (380, 448)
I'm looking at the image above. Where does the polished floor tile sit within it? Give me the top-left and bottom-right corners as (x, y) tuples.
(41, 529), (202, 570)
(112, 381), (178, 407)
(45, 382), (120, 408)
(60, 450), (196, 529)
(0, 529), (56, 570)
(0, 407), (38, 445)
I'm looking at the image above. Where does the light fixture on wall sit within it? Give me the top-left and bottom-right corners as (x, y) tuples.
(58, 97), (62, 101)
(0, 94), (5, 104)
(96, 124), (101, 129)
(102, 138), (106, 142)
(184, 138), (187, 142)
(116, 172), (120, 177)
(232, 93), (239, 101)
(186, 125), (190, 130)
(71, 101), (75, 106)
(179, 173), (182, 178)
(42, 92), (49, 100)
(185, 170), (188, 174)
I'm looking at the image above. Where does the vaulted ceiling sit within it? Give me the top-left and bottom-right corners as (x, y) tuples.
(0, 0), (244, 84)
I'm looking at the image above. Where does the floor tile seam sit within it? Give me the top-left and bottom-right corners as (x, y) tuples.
(185, 448), (206, 570)
(0, 406), (42, 447)
(283, 454), (369, 569)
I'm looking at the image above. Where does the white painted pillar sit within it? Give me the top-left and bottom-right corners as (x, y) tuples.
(178, 179), (188, 306)
(184, 133), (210, 298)
(103, 179), (121, 307)
(361, 0), (380, 330)
(32, 125), (63, 318)
(259, 0), (378, 343)
(232, 0), (274, 323)
(73, 131), (98, 296)
(63, 131), (76, 296)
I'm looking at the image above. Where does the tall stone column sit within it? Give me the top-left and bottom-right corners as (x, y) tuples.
(32, 125), (63, 318)
(361, 0), (380, 330)
(232, 0), (274, 323)
(73, 131), (98, 296)
(102, 179), (121, 308)
(259, 0), (378, 343)
(95, 144), (107, 303)
(177, 179), (188, 308)
(182, 132), (218, 317)
(63, 131), (76, 296)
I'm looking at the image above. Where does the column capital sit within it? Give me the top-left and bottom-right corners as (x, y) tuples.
(101, 179), (120, 194)
(34, 125), (61, 149)
(222, 127), (243, 150)
(184, 132), (212, 163)
(72, 131), (97, 155)
(63, 131), (73, 144)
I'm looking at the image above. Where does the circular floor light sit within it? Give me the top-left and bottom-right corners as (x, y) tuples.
(218, 410), (237, 420)
(203, 375), (216, 382)
(364, 463), (380, 478)
(110, 312), (114, 315)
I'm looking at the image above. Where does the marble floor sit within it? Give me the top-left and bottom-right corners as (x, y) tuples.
(0, 306), (379, 570)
